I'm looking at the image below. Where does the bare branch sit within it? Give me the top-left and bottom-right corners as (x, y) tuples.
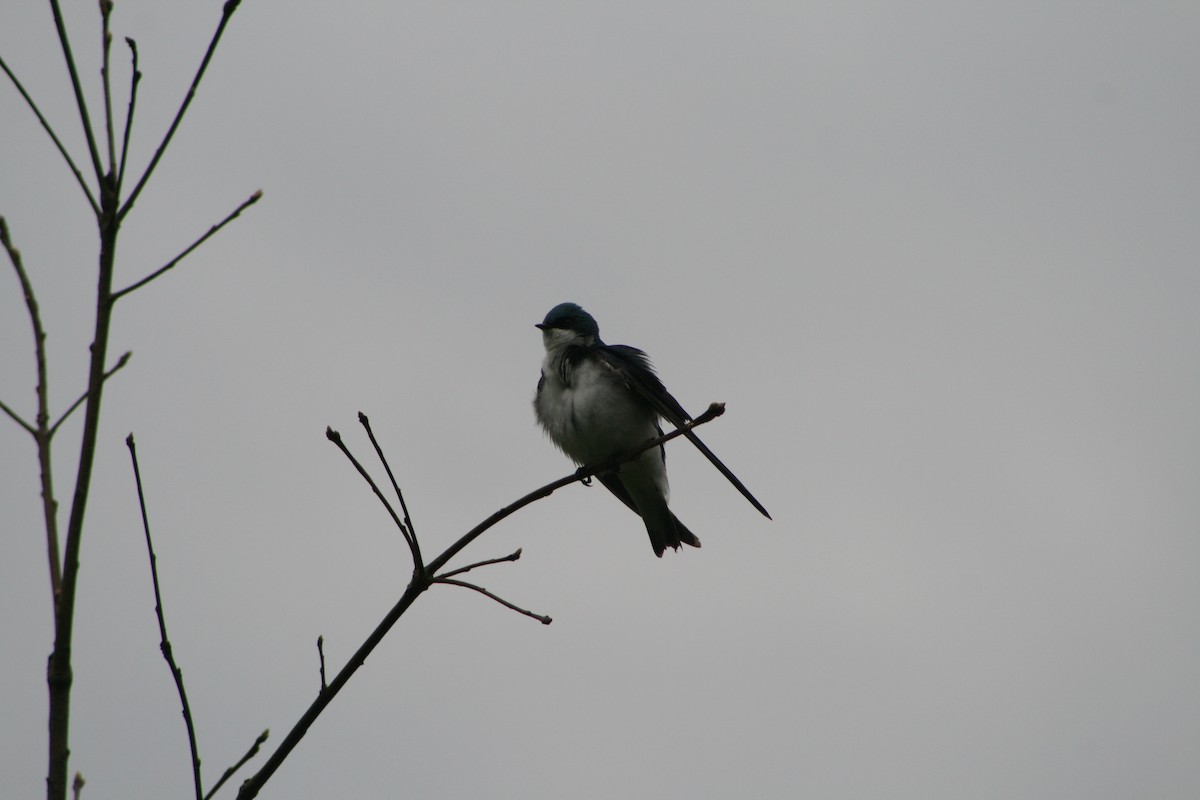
(0, 397), (34, 434)
(1, 215), (62, 592)
(47, 0), (105, 185)
(127, 434), (205, 800)
(235, 404), (728, 799)
(0, 55), (99, 215)
(117, 38), (142, 193)
(433, 577), (552, 625)
(119, 0), (247, 221)
(100, 0), (117, 174)
(325, 427), (419, 568)
(236, 580), (428, 800)
(204, 729), (268, 800)
(316, 636), (327, 692)
(48, 351), (132, 438)
(357, 412), (422, 568)
(437, 548), (522, 580)
(111, 191), (261, 302)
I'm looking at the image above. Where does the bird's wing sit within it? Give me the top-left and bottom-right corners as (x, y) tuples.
(596, 344), (771, 519)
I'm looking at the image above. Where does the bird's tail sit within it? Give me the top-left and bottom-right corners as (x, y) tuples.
(646, 512), (702, 558)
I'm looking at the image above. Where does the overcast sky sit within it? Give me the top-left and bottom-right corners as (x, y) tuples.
(3, 2), (1198, 798)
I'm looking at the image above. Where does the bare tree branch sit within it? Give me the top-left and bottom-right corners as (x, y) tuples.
(111, 191), (261, 302)
(116, 38), (142, 194)
(325, 427), (419, 568)
(127, 434), (205, 800)
(433, 577), (552, 625)
(118, 0), (246, 221)
(234, 403), (728, 800)
(47, 0), (105, 185)
(316, 637), (327, 692)
(0, 55), (99, 215)
(358, 412), (422, 567)
(437, 548), (523, 580)
(0, 396), (34, 434)
(48, 352), (132, 438)
(1, 215), (62, 593)
(203, 729), (268, 800)
(99, 0), (117, 175)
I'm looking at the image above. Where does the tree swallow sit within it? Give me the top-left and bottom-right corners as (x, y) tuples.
(533, 302), (770, 557)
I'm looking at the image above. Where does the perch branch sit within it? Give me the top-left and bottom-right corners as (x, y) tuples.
(127, 434), (205, 800)
(427, 402), (727, 575)
(234, 403), (727, 799)
(112, 191), (261, 301)
(433, 577), (552, 625)
(119, 0), (246, 220)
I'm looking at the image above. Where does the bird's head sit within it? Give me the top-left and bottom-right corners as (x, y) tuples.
(535, 302), (601, 349)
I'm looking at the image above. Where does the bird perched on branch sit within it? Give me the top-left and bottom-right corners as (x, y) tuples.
(533, 302), (770, 556)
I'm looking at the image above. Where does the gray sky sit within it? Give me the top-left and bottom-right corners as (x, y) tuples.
(3, 2), (1198, 798)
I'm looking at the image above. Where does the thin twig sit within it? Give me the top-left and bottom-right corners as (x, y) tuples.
(116, 38), (141, 193)
(325, 428), (416, 562)
(0, 397), (33, 434)
(1, 215), (62, 592)
(357, 412), (421, 569)
(118, 0), (246, 221)
(437, 548), (522, 580)
(203, 729), (268, 800)
(71, 773), (84, 800)
(317, 636), (327, 692)
(433, 577), (552, 625)
(100, 0), (117, 175)
(48, 352), (131, 438)
(0, 55), (99, 214)
(111, 191), (261, 301)
(47, 0), (105, 184)
(127, 434), (205, 800)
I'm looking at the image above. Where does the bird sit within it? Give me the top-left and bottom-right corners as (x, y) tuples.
(532, 302), (770, 556)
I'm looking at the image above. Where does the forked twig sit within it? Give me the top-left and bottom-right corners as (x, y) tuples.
(126, 434), (204, 800)
(235, 403), (728, 800)
(1, 216), (62, 592)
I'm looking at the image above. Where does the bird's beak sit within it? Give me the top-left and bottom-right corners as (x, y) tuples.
(534, 323), (548, 330)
